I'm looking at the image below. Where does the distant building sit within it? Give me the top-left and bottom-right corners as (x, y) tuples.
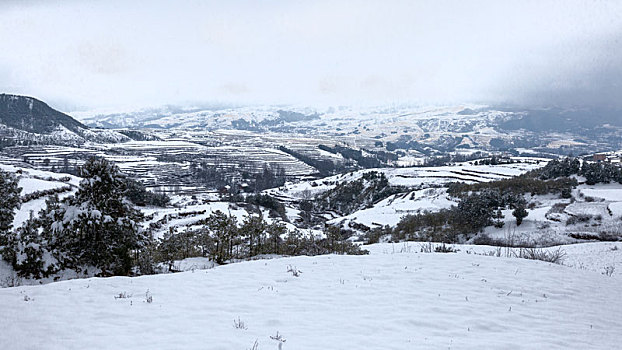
(218, 186), (228, 196)
(593, 153), (607, 162)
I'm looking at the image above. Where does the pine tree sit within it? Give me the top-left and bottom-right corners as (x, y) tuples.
(13, 211), (57, 278)
(239, 214), (264, 257)
(512, 203), (528, 226)
(10, 196), (64, 277)
(492, 208), (505, 228)
(207, 211), (238, 263)
(135, 236), (158, 275)
(157, 229), (184, 272)
(0, 169), (21, 262)
(49, 158), (147, 275)
(325, 225), (342, 253)
(265, 222), (286, 255)
(299, 200), (314, 225)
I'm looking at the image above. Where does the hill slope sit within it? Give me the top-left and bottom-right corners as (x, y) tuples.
(0, 94), (87, 134)
(1, 243), (620, 349)
(0, 94), (129, 144)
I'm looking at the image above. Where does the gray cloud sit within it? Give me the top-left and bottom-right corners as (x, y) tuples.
(493, 31), (622, 108)
(0, 0), (620, 110)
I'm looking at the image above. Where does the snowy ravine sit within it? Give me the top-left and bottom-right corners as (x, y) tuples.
(1, 244), (621, 349)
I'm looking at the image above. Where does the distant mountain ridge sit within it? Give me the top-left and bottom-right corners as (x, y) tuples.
(0, 94), (87, 134)
(0, 94), (131, 145)
(74, 103), (622, 155)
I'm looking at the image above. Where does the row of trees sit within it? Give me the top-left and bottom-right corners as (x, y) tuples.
(278, 146), (340, 176)
(383, 188), (528, 243)
(124, 177), (170, 207)
(421, 152), (508, 167)
(318, 144), (386, 168)
(250, 165), (286, 192)
(314, 171), (406, 216)
(191, 162), (286, 194)
(153, 212), (366, 269)
(447, 176), (577, 199)
(20, 185), (73, 203)
(534, 157), (622, 185)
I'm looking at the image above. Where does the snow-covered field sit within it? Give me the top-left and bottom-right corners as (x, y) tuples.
(578, 183), (622, 202)
(1, 242), (621, 350)
(0, 164), (80, 227)
(267, 161), (544, 203)
(265, 160), (551, 234)
(328, 187), (457, 228)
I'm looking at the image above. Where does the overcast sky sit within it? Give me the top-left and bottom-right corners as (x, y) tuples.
(1, 0), (621, 111)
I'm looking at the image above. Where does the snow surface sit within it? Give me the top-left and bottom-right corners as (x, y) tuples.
(578, 183), (622, 202)
(0, 164), (82, 186)
(564, 202), (611, 217)
(13, 197), (53, 228)
(328, 187), (457, 228)
(0, 164), (80, 228)
(609, 202), (622, 217)
(1, 242), (621, 349)
(17, 177), (69, 195)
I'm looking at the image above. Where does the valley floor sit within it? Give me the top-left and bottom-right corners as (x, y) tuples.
(1, 242), (621, 349)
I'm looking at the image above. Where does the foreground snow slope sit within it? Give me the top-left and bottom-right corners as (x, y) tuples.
(2, 244), (621, 349)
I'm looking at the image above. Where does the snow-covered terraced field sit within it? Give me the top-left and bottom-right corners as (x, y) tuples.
(382, 162), (542, 187)
(0, 164), (81, 185)
(578, 183), (622, 202)
(564, 202), (611, 217)
(143, 202), (299, 239)
(0, 164), (81, 228)
(268, 161), (544, 203)
(195, 146), (317, 176)
(1, 242), (620, 350)
(16, 177), (71, 195)
(610, 202), (622, 217)
(3, 139), (323, 190)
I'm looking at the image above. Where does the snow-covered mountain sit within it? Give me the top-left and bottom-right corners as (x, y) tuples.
(73, 104), (622, 156)
(0, 94), (131, 145)
(0, 94), (87, 134)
